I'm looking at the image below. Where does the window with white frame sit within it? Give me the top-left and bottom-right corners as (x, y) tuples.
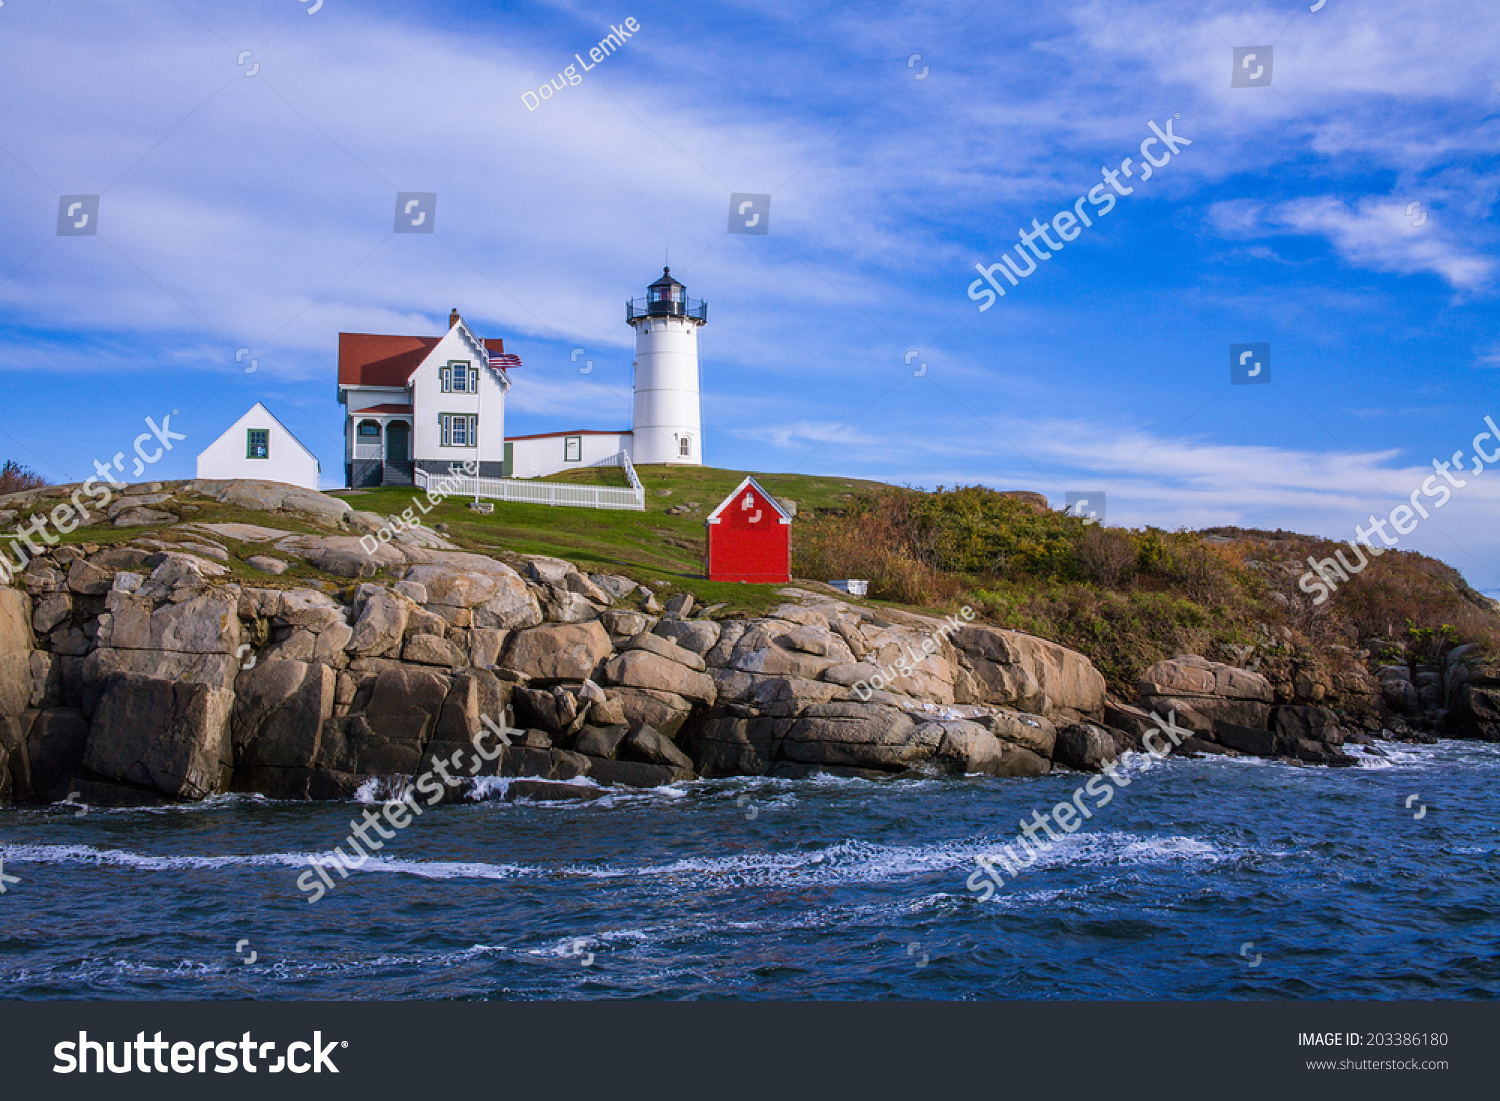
(440, 413), (478, 447)
(679, 435), (691, 458)
(564, 436), (582, 462)
(440, 361), (477, 393)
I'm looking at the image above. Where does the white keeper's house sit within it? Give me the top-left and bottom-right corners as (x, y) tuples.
(337, 267), (708, 488)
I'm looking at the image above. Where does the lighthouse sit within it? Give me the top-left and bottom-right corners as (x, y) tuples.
(627, 267), (707, 465)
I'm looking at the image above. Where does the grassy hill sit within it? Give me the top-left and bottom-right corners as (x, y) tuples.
(337, 465), (884, 619)
(341, 469), (1499, 694)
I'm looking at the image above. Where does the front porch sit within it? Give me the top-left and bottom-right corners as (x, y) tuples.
(348, 408), (413, 488)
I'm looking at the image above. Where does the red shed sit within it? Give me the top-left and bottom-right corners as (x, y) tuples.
(706, 476), (792, 583)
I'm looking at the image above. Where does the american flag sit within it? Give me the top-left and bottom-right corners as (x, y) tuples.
(488, 352), (521, 370)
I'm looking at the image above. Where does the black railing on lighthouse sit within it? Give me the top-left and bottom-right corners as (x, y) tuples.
(626, 296), (708, 323)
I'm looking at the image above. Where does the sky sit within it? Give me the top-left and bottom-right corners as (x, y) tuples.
(0, 0), (1496, 597)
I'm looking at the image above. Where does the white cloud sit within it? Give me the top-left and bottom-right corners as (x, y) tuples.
(1207, 196), (1495, 290)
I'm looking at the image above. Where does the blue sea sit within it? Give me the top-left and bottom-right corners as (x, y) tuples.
(2, 739), (1497, 1000)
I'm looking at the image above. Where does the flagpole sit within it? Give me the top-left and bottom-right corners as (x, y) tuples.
(474, 355), (482, 504)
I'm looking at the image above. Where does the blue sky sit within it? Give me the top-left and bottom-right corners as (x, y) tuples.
(1, 0), (1496, 596)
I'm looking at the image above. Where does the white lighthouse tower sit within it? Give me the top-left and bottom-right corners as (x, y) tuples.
(627, 267), (707, 465)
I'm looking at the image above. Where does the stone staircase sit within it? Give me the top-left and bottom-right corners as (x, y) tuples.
(381, 461), (414, 487)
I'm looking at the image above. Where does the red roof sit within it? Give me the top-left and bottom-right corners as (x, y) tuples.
(352, 404), (413, 415)
(338, 332), (509, 388)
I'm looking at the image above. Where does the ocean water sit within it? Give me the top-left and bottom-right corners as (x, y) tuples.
(1, 739), (1497, 1000)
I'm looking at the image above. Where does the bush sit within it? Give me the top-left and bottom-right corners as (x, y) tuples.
(793, 486), (1500, 693)
(1078, 527), (1137, 587)
(0, 460), (48, 496)
(791, 489), (961, 606)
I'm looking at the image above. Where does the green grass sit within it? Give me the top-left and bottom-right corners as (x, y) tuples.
(333, 465), (886, 617)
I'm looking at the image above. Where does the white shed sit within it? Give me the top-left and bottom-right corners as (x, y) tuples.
(196, 402), (321, 490)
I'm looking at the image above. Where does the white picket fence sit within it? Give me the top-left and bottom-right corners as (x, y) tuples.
(416, 450), (644, 511)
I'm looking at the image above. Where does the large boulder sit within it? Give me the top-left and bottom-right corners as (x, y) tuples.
(725, 621), (856, 682)
(621, 724), (695, 771)
(274, 534), (403, 577)
(98, 587), (241, 655)
(1139, 656), (1217, 696)
(0, 587), (33, 718)
(951, 625), (1106, 715)
(780, 701), (930, 771)
(621, 630), (707, 671)
(346, 587), (408, 657)
(915, 719), (1005, 775)
(82, 673), (234, 799)
(231, 661), (335, 770)
(338, 666), (450, 774)
(989, 709), (1057, 758)
(401, 634), (466, 667)
(402, 564), (504, 608)
(601, 610), (654, 639)
(1052, 722), (1116, 771)
(189, 479), (352, 523)
(504, 621), (612, 683)
(1138, 655), (1273, 732)
(605, 649), (717, 705)
(586, 757), (691, 787)
(1213, 720), (1276, 756)
(1141, 655), (1274, 699)
(608, 687), (695, 737)
(574, 724), (630, 759)
(1444, 657), (1500, 741)
(653, 618), (721, 655)
(1274, 705), (1345, 747)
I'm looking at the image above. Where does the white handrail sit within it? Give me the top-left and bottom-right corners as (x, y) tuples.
(406, 452), (644, 511)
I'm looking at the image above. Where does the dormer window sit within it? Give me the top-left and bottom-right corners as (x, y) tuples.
(441, 361), (477, 393)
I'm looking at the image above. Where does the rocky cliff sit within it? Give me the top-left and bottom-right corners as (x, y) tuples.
(1, 479), (1494, 807)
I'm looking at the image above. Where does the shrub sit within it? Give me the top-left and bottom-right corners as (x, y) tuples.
(0, 460), (48, 496)
(1077, 527), (1137, 587)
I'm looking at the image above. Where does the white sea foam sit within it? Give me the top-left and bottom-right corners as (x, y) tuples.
(0, 827), (1236, 893)
(0, 843), (314, 871)
(1352, 741), (1437, 768)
